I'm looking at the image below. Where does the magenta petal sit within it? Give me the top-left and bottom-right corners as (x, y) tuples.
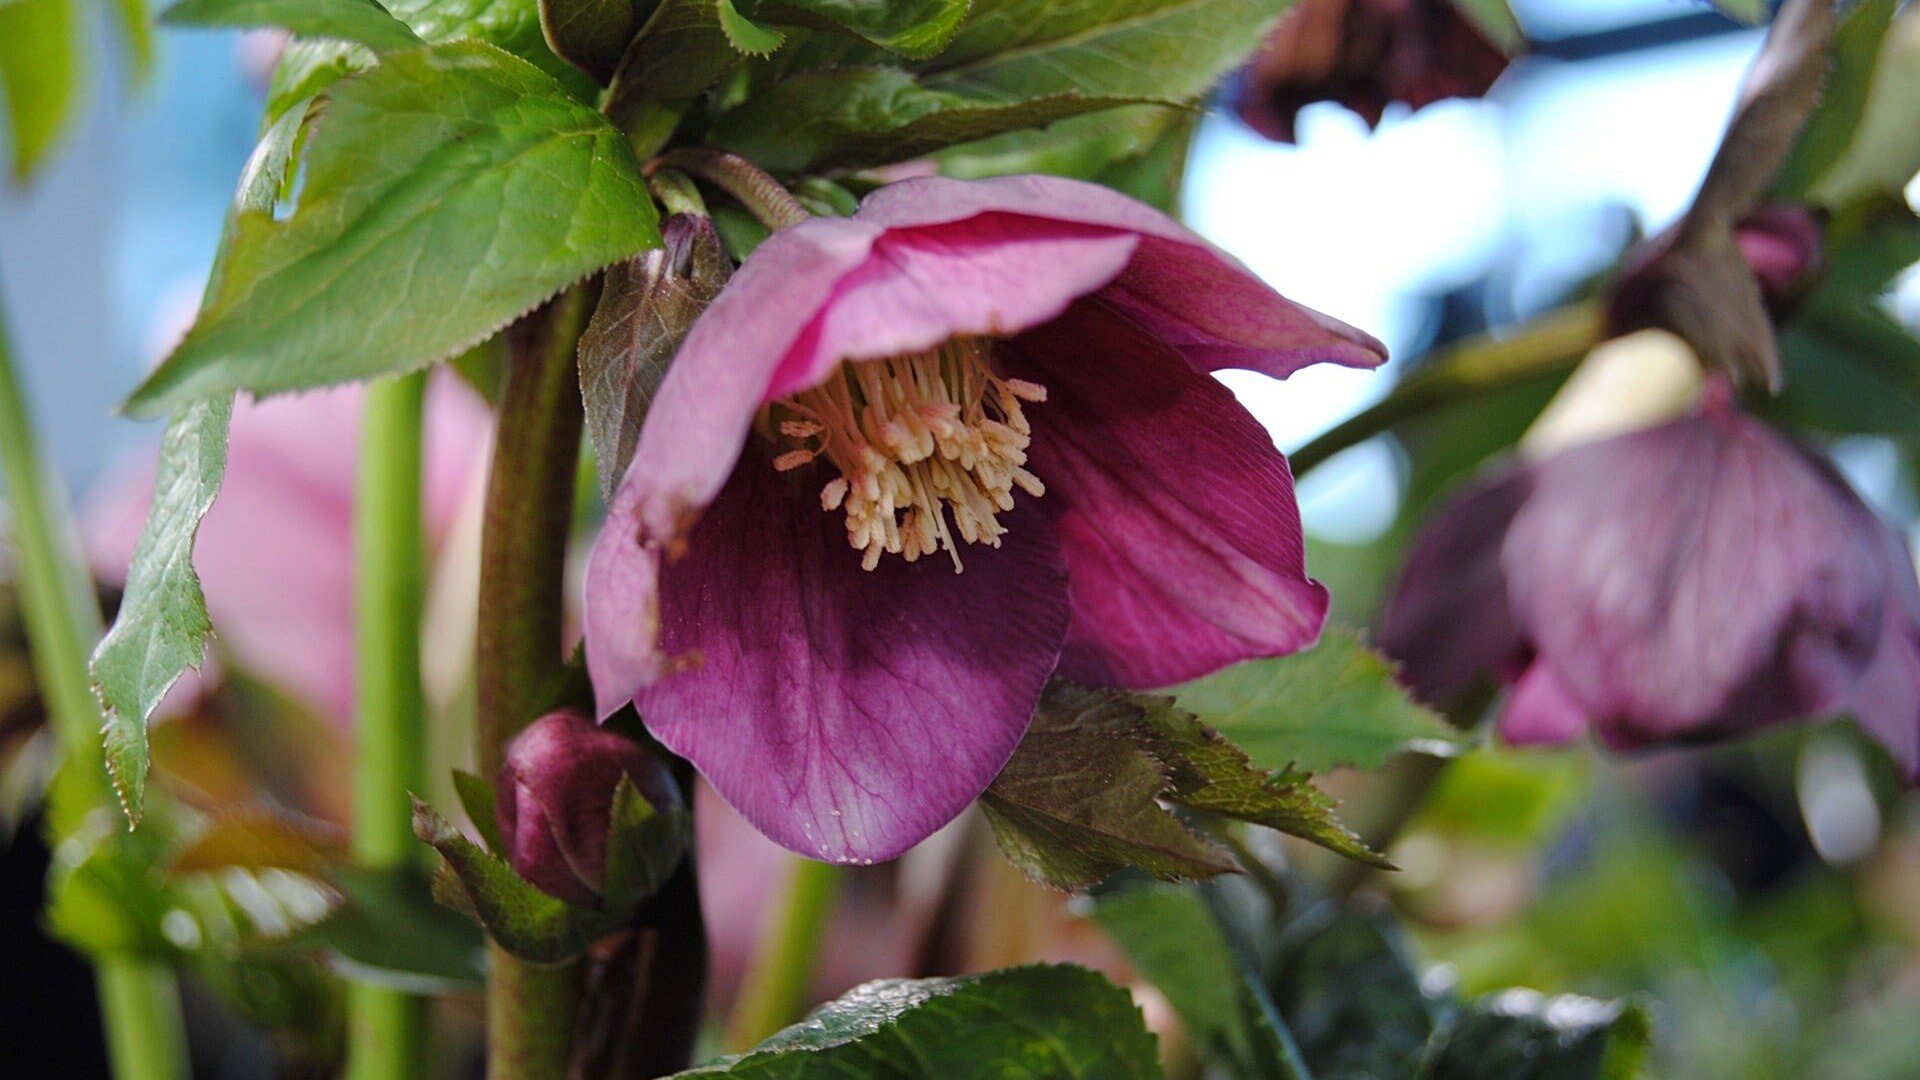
(856, 175), (1384, 378)
(584, 496), (666, 720)
(1498, 661), (1590, 746)
(1101, 236), (1386, 378)
(1502, 409), (1885, 746)
(635, 448), (1070, 864)
(1007, 300), (1328, 690)
(613, 217), (881, 545)
(1375, 469), (1532, 706)
(1851, 519), (1920, 779)
(789, 217), (1140, 376)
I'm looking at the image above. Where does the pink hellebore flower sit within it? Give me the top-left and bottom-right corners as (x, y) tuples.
(1377, 392), (1920, 777)
(585, 175), (1385, 863)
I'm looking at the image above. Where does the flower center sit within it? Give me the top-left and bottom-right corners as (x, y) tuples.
(765, 337), (1047, 572)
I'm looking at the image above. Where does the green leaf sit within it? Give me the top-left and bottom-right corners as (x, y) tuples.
(719, 0), (784, 53)
(761, 0), (969, 59)
(1426, 991), (1652, 1080)
(1174, 627), (1463, 775)
(1266, 909), (1441, 1079)
(599, 775), (693, 913)
(125, 42), (660, 416)
(605, 0), (762, 154)
(541, 0), (657, 82)
(678, 965), (1162, 1078)
(1090, 883), (1308, 1080)
(1774, 0), (1901, 201)
(712, 0), (1294, 172)
(388, 0), (601, 94)
(297, 865), (487, 991)
(1807, 8), (1920, 209)
(451, 768), (505, 852)
(89, 397), (234, 822)
(931, 104), (1183, 180)
(980, 683), (1235, 890)
(412, 797), (619, 962)
(0, 0), (82, 184)
(1706, 0), (1768, 25)
(578, 213), (732, 499)
(709, 68), (1135, 174)
(106, 0), (157, 83)
(161, 0), (424, 50)
(1130, 696), (1390, 868)
(1447, 0), (1523, 53)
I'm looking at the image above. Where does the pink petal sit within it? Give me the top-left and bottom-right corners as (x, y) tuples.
(632, 447), (1070, 863)
(1374, 469), (1531, 706)
(1502, 408), (1885, 746)
(613, 217), (882, 546)
(1005, 299), (1328, 689)
(1851, 518), (1920, 779)
(858, 175), (1386, 378)
(1497, 660), (1591, 746)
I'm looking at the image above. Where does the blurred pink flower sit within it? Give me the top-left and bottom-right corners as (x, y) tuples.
(1378, 390), (1920, 777)
(85, 380), (492, 728)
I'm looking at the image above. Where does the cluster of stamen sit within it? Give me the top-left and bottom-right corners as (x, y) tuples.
(764, 337), (1047, 572)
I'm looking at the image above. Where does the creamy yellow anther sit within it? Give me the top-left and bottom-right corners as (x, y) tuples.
(764, 337), (1047, 572)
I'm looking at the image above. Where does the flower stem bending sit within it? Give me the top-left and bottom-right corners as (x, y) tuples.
(0, 282), (190, 1080)
(346, 371), (432, 1080)
(648, 148), (809, 231)
(726, 856), (844, 1051)
(477, 288), (594, 1079)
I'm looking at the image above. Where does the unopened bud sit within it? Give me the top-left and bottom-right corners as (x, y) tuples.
(497, 710), (681, 905)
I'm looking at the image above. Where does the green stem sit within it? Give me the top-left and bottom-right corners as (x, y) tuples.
(0, 288), (190, 1079)
(96, 957), (192, 1080)
(476, 288), (593, 1080)
(1289, 301), (1604, 477)
(346, 372), (431, 1080)
(726, 857), (844, 1051)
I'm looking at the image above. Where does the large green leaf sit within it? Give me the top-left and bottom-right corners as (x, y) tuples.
(762, 0), (968, 59)
(711, 0), (1294, 172)
(1807, 8), (1920, 209)
(0, 0), (82, 183)
(981, 683), (1234, 890)
(1091, 883), (1308, 1080)
(89, 397), (234, 822)
(540, 0), (657, 82)
(676, 965), (1162, 1078)
(1174, 627), (1463, 775)
(1266, 909), (1442, 1079)
(161, 0), (424, 50)
(604, 0), (774, 158)
(126, 43), (660, 416)
(1774, 0), (1900, 201)
(1426, 991), (1652, 1080)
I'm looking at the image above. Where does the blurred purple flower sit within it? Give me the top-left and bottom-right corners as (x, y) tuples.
(585, 175), (1384, 863)
(1378, 391), (1920, 777)
(1235, 0), (1513, 142)
(497, 710), (681, 905)
(85, 381), (491, 728)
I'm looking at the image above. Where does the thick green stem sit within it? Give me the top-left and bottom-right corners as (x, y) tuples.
(476, 289), (593, 1079)
(0, 288), (190, 1079)
(1289, 301), (1604, 477)
(726, 857), (844, 1051)
(346, 372), (432, 1080)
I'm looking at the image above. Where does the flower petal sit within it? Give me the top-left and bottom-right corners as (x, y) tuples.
(1851, 517), (1920, 779)
(1375, 468), (1532, 706)
(858, 175), (1386, 377)
(634, 447), (1070, 863)
(1502, 408), (1885, 745)
(1497, 660), (1590, 746)
(1005, 299), (1328, 689)
(613, 216), (881, 546)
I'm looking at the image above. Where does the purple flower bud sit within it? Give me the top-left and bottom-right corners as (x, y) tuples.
(1378, 395), (1920, 778)
(497, 710), (681, 905)
(1731, 204), (1823, 311)
(1235, 0), (1515, 143)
